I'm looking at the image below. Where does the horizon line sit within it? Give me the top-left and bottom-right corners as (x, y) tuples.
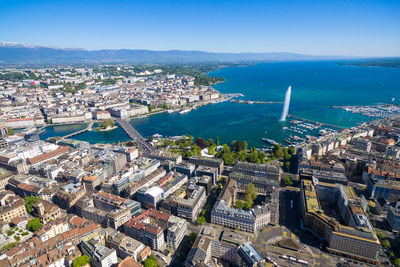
(2, 41), (400, 59)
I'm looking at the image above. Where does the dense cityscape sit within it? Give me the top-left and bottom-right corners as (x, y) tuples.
(1, 0), (399, 266)
(0, 63), (398, 267)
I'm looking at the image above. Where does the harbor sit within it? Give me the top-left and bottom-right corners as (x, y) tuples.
(333, 103), (400, 118)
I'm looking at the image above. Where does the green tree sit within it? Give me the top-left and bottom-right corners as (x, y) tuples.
(283, 176), (293, 186)
(284, 161), (291, 171)
(216, 136), (219, 146)
(235, 200), (244, 210)
(73, 255), (91, 267)
(7, 128), (15, 135)
(192, 144), (202, 156)
(26, 218), (43, 232)
(189, 232), (197, 242)
(288, 146), (296, 155)
(230, 140), (248, 153)
(395, 258), (400, 267)
(237, 150), (247, 161)
(197, 216), (206, 225)
(144, 254), (159, 267)
(272, 144), (284, 158)
(382, 239), (391, 249)
(243, 201), (251, 210)
(1, 241), (19, 252)
(100, 119), (115, 129)
(208, 138), (214, 146)
(376, 230), (385, 240)
(208, 145), (215, 155)
(244, 183), (257, 207)
(24, 196), (41, 213)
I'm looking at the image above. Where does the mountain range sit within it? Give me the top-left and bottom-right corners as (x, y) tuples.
(0, 42), (351, 64)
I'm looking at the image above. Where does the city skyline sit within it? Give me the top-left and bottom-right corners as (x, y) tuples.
(0, 0), (399, 57)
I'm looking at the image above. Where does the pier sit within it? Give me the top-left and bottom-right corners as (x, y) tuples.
(115, 118), (156, 153)
(287, 114), (345, 130)
(230, 99), (284, 104)
(62, 121), (95, 139)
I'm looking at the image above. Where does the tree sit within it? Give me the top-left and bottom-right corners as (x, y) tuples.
(284, 161), (291, 171)
(192, 144), (202, 156)
(244, 183), (257, 207)
(144, 254), (159, 267)
(235, 200), (244, 210)
(197, 216), (206, 225)
(208, 138), (214, 146)
(376, 230), (385, 240)
(283, 176), (293, 186)
(216, 136), (219, 146)
(189, 232), (197, 242)
(24, 196), (41, 213)
(7, 128), (15, 135)
(382, 239), (391, 249)
(195, 137), (208, 149)
(230, 140), (247, 153)
(288, 146), (296, 155)
(26, 218), (43, 232)
(273, 145), (284, 158)
(243, 201), (251, 210)
(100, 119), (115, 129)
(73, 255), (91, 267)
(395, 258), (400, 267)
(208, 145), (215, 155)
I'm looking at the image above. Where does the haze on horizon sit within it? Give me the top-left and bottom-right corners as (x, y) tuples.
(0, 0), (399, 57)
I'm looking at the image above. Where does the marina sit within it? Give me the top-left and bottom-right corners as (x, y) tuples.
(333, 104), (400, 118)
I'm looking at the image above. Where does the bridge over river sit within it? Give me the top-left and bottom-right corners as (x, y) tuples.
(115, 118), (156, 153)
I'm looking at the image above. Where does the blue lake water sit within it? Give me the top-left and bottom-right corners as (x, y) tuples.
(40, 61), (400, 147)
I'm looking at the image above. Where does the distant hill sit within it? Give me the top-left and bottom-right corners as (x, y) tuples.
(0, 42), (347, 64)
(341, 58), (400, 68)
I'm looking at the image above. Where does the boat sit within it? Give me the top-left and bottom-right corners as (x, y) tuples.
(262, 138), (278, 146)
(285, 138), (293, 144)
(167, 110), (175, 113)
(179, 109), (191, 114)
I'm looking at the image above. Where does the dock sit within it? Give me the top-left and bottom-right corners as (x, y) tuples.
(231, 99), (284, 104)
(62, 121), (95, 139)
(287, 114), (345, 130)
(115, 118), (156, 153)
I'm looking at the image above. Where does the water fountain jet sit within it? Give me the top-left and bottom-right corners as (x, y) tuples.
(280, 86), (291, 121)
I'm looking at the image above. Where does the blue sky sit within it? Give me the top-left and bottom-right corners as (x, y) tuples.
(0, 0), (399, 56)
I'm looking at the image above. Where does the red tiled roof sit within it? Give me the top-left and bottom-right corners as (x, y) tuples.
(27, 146), (71, 165)
(5, 117), (33, 122)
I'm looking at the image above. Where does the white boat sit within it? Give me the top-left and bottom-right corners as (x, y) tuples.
(179, 109), (191, 114)
(262, 138), (278, 146)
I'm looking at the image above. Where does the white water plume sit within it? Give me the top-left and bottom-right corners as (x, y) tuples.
(280, 85), (291, 121)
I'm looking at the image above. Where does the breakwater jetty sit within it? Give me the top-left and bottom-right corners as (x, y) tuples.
(287, 114), (344, 130)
